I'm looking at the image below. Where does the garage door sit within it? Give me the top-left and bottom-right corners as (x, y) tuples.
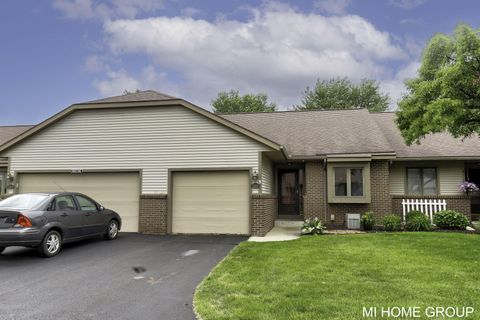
(172, 171), (250, 234)
(18, 172), (140, 232)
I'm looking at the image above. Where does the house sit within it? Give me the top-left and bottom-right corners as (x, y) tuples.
(0, 90), (478, 236)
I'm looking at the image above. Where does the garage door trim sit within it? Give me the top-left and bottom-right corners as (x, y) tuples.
(167, 168), (252, 234)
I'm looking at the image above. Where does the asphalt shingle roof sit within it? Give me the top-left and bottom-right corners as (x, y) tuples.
(0, 125), (33, 145)
(371, 112), (480, 159)
(81, 90), (178, 104)
(221, 109), (394, 157)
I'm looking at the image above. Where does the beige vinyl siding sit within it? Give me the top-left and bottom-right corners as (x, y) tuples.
(261, 153), (274, 194)
(389, 161), (465, 195)
(3, 106), (272, 194)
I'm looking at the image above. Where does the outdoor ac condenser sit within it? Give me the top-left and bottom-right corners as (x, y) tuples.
(347, 213), (361, 229)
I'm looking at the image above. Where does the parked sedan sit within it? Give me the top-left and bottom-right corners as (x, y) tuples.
(0, 192), (122, 257)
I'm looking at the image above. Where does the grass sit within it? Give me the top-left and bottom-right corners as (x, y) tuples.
(194, 233), (480, 320)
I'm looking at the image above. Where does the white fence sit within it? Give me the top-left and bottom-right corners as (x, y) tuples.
(401, 199), (447, 222)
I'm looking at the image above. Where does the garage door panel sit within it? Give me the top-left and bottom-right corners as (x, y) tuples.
(172, 171), (250, 234)
(18, 172), (140, 232)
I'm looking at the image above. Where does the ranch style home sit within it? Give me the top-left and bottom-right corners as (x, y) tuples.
(0, 90), (479, 236)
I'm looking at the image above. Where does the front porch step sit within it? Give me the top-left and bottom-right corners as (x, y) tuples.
(275, 220), (304, 228)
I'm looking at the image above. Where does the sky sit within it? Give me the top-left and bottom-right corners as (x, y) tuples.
(0, 0), (479, 125)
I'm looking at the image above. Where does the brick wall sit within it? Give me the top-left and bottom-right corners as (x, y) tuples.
(251, 195), (277, 236)
(303, 161), (326, 221)
(139, 194), (168, 234)
(303, 160), (392, 227)
(391, 195), (471, 220)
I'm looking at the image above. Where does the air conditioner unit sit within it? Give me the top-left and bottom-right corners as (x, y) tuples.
(347, 213), (361, 230)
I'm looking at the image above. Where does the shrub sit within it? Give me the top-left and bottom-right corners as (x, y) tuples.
(361, 212), (375, 231)
(433, 210), (469, 230)
(383, 214), (402, 231)
(472, 221), (480, 230)
(405, 210), (431, 231)
(301, 217), (326, 235)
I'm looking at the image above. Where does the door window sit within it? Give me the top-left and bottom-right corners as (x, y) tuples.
(75, 196), (98, 211)
(54, 195), (77, 211)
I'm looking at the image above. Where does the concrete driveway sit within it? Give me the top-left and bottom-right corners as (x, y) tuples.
(0, 233), (246, 320)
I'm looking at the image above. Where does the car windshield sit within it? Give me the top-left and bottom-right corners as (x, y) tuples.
(0, 194), (50, 210)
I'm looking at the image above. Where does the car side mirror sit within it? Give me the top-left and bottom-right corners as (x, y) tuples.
(99, 206), (105, 211)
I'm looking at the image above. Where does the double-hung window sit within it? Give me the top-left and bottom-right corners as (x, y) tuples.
(406, 168), (437, 195)
(334, 167), (364, 197)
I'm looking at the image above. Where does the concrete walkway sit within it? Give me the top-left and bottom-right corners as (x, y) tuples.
(248, 220), (367, 242)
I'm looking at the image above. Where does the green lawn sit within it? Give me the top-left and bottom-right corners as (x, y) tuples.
(194, 233), (480, 320)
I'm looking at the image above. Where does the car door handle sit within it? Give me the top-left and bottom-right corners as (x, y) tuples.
(60, 212), (68, 217)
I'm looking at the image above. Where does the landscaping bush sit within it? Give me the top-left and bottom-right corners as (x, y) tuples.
(301, 217), (326, 235)
(383, 214), (402, 231)
(405, 211), (431, 231)
(472, 221), (480, 230)
(433, 210), (469, 230)
(361, 212), (375, 230)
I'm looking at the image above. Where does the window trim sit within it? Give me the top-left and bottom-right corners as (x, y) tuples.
(405, 167), (438, 196)
(327, 162), (371, 204)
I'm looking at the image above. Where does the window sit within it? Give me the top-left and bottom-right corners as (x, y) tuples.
(54, 195), (76, 211)
(334, 167), (364, 197)
(75, 195), (97, 211)
(0, 170), (7, 195)
(328, 162), (371, 204)
(407, 168), (437, 195)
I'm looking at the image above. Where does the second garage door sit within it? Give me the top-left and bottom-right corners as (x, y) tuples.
(172, 171), (250, 234)
(18, 172), (140, 232)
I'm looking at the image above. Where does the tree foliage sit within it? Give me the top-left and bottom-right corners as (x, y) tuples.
(211, 90), (277, 113)
(396, 24), (480, 145)
(295, 78), (389, 112)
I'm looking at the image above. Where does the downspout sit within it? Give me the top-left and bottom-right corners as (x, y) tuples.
(323, 159), (328, 225)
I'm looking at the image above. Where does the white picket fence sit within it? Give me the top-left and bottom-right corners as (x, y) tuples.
(401, 199), (447, 222)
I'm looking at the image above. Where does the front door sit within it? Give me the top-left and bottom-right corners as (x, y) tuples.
(278, 170), (299, 215)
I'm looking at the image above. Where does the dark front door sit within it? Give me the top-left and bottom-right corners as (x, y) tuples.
(278, 170), (299, 215)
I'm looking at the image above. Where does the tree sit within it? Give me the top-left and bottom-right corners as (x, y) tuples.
(295, 78), (389, 112)
(212, 90), (277, 113)
(396, 24), (480, 145)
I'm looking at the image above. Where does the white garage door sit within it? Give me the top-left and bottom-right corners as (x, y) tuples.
(172, 171), (250, 234)
(18, 172), (140, 232)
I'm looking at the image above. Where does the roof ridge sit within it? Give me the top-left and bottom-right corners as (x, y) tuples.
(218, 108), (369, 116)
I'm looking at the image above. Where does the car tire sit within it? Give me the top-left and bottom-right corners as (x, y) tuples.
(0, 246), (5, 255)
(104, 220), (119, 240)
(38, 230), (62, 258)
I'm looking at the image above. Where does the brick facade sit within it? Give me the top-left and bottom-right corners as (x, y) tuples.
(139, 194), (168, 234)
(251, 195), (277, 236)
(303, 160), (392, 227)
(303, 161), (327, 221)
(391, 195), (471, 220)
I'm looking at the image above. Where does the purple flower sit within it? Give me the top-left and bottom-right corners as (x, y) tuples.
(459, 181), (479, 192)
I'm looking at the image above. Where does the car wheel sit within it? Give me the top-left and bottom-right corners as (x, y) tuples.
(0, 246), (5, 255)
(38, 230), (62, 257)
(105, 220), (119, 240)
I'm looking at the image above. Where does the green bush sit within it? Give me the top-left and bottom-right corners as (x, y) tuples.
(405, 210), (431, 231)
(472, 221), (480, 230)
(361, 212), (375, 231)
(383, 214), (402, 231)
(433, 210), (469, 230)
(301, 217), (326, 235)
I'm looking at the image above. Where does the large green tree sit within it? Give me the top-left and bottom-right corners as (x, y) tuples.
(295, 78), (390, 112)
(396, 24), (480, 145)
(211, 90), (277, 113)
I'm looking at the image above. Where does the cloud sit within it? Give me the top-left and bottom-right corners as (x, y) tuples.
(97, 4), (407, 108)
(380, 61), (420, 109)
(84, 55), (107, 73)
(314, 0), (351, 15)
(52, 0), (164, 20)
(389, 0), (427, 9)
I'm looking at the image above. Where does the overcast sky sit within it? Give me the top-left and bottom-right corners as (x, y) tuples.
(0, 0), (479, 125)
